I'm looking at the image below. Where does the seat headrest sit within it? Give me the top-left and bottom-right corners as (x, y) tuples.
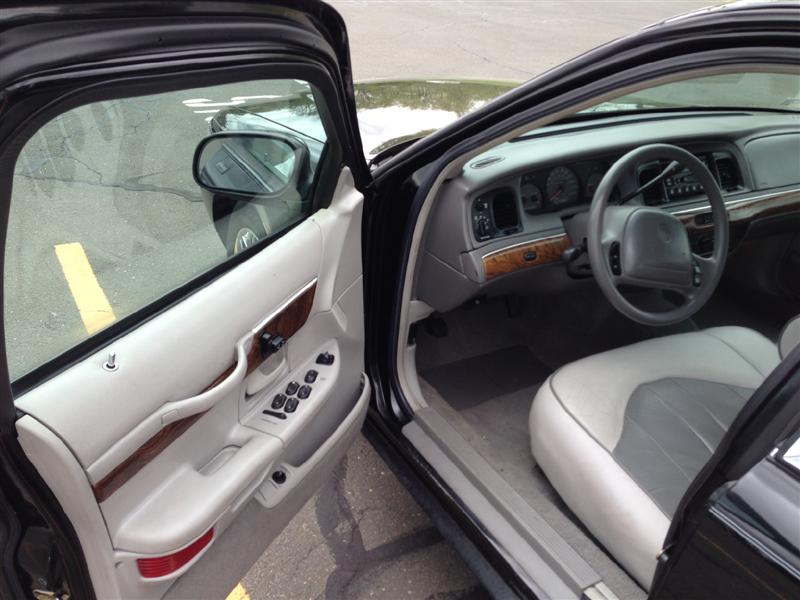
(779, 315), (800, 360)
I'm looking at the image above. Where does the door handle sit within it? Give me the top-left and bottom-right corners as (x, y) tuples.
(159, 339), (249, 422)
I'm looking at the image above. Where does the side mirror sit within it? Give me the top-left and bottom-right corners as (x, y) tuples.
(192, 131), (308, 197)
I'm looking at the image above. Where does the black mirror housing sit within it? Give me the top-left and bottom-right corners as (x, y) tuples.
(192, 131), (309, 197)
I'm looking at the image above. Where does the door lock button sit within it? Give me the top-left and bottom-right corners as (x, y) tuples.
(297, 385), (312, 400)
(259, 333), (286, 358)
(316, 352), (335, 366)
(284, 397), (299, 413)
(285, 381), (300, 396)
(304, 370), (318, 383)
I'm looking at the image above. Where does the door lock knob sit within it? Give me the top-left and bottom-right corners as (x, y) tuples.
(259, 332), (285, 358)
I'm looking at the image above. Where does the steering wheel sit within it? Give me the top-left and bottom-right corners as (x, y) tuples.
(587, 144), (729, 326)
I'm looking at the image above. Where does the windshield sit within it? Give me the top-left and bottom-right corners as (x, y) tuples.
(583, 72), (800, 114)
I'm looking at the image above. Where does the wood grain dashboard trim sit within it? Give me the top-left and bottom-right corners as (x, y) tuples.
(483, 234), (570, 280)
(676, 187), (800, 231)
(481, 187), (800, 282)
(92, 282), (317, 503)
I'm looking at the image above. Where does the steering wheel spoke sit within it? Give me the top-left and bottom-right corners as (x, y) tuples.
(672, 253), (717, 299)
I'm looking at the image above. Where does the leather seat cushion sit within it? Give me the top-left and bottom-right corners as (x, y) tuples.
(529, 326), (779, 589)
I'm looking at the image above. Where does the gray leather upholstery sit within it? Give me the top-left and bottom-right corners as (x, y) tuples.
(779, 315), (800, 359)
(613, 378), (752, 516)
(529, 326), (780, 589)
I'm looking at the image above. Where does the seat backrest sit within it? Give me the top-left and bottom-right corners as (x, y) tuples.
(779, 315), (800, 359)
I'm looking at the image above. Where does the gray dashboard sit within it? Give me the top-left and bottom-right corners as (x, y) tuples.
(416, 112), (800, 312)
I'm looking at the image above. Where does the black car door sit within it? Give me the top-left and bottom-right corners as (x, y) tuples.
(0, 2), (371, 599)
(652, 346), (800, 599)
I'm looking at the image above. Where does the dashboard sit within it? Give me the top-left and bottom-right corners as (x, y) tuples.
(470, 150), (743, 244)
(417, 112), (800, 313)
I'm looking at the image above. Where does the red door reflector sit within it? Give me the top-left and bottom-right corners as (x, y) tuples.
(137, 528), (214, 578)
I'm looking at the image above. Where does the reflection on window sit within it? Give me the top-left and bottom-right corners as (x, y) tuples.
(6, 79), (327, 381)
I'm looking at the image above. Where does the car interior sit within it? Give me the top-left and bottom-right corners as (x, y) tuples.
(396, 69), (800, 598)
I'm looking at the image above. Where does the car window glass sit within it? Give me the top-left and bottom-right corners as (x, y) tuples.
(583, 71), (800, 114)
(5, 79), (328, 381)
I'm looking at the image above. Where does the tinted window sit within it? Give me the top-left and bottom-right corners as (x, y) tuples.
(5, 79), (328, 380)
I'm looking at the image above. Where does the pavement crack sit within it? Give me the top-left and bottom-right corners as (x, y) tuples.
(15, 171), (202, 203)
(455, 42), (535, 78)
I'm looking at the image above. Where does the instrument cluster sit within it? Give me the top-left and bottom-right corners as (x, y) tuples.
(519, 160), (609, 213)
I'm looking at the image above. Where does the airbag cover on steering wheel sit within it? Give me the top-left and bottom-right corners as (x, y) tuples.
(622, 208), (692, 287)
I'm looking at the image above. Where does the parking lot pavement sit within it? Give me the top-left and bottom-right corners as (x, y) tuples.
(332, 0), (714, 81)
(237, 436), (485, 600)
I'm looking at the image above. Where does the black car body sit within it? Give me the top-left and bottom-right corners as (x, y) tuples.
(0, 2), (798, 600)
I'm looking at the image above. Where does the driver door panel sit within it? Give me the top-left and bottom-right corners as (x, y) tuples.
(15, 169), (367, 599)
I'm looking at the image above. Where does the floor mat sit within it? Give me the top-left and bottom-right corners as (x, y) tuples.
(420, 345), (551, 410)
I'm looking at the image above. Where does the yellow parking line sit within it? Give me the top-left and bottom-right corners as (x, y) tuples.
(54, 242), (116, 334)
(224, 583), (251, 600)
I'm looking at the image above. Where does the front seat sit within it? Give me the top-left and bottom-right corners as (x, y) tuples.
(529, 325), (787, 589)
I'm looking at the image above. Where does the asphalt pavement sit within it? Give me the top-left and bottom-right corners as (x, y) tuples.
(5, 1), (712, 598)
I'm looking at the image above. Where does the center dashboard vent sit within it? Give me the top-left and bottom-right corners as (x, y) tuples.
(713, 154), (741, 191)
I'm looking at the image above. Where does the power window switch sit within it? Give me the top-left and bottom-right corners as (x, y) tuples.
(271, 394), (286, 410)
(304, 370), (318, 383)
(285, 381), (300, 396)
(297, 385), (311, 400)
(284, 397), (299, 413)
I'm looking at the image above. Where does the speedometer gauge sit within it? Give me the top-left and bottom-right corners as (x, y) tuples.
(546, 166), (580, 207)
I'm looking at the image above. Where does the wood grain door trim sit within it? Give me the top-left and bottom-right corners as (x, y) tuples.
(92, 282), (317, 503)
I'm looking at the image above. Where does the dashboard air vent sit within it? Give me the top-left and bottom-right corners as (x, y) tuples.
(470, 155), (504, 169)
(491, 190), (519, 231)
(714, 155), (741, 191)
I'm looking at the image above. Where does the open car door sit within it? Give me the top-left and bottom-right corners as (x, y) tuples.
(0, 2), (371, 598)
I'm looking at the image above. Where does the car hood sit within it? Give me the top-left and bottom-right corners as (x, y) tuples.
(352, 79), (517, 159)
(213, 79), (518, 162)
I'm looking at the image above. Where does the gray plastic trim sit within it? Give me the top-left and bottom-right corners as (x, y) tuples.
(780, 436), (800, 474)
(406, 407), (601, 599)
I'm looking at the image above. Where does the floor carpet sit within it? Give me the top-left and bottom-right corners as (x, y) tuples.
(420, 345), (646, 600)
